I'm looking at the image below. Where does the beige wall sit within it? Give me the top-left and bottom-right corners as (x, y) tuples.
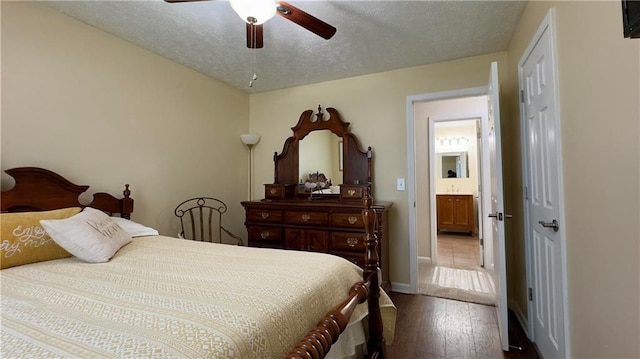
(4, 1), (639, 355)
(1, 2), (251, 238)
(506, 1), (640, 357)
(249, 52), (509, 287)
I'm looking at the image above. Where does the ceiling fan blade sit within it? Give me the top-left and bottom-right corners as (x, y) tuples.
(275, 1), (336, 40)
(246, 24), (264, 49)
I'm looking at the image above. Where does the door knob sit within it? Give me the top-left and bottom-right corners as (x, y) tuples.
(488, 212), (503, 220)
(538, 219), (559, 232)
(488, 212), (511, 220)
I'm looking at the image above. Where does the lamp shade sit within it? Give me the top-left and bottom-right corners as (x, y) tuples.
(240, 133), (261, 146)
(229, 0), (276, 25)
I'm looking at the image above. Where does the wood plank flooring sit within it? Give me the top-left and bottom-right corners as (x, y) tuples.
(387, 292), (540, 359)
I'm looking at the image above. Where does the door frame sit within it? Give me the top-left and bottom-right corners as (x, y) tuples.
(406, 86), (486, 293)
(518, 8), (571, 355)
(428, 113), (486, 268)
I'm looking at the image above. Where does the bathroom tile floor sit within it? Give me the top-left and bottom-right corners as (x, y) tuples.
(437, 233), (481, 269)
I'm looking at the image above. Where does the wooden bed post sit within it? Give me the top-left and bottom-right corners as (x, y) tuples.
(121, 184), (133, 219)
(286, 189), (387, 359)
(362, 189), (386, 358)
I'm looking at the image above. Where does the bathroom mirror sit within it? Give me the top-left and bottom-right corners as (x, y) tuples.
(439, 152), (469, 178)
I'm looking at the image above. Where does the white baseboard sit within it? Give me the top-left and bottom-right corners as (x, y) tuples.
(393, 257), (427, 295)
(390, 282), (412, 294)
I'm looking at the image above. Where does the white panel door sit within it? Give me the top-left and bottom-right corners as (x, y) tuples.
(487, 61), (509, 351)
(521, 17), (567, 359)
(476, 120), (484, 267)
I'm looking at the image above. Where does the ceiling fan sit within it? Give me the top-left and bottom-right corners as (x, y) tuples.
(164, 0), (337, 49)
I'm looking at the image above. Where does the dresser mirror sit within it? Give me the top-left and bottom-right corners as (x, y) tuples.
(438, 151), (469, 178)
(269, 106), (371, 200)
(298, 130), (343, 188)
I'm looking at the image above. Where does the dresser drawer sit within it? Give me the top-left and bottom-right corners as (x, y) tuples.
(241, 199), (392, 290)
(247, 209), (283, 223)
(332, 212), (365, 229)
(340, 185), (365, 200)
(285, 229), (329, 253)
(285, 211), (329, 225)
(331, 232), (366, 252)
(264, 184), (295, 199)
(247, 225), (283, 243)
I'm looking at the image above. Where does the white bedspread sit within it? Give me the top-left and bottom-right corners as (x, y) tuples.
(1, 236), (395, 358)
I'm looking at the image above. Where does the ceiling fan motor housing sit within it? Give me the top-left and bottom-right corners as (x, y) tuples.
(229, 0), (277, 25)
(166, 0), (336, 47)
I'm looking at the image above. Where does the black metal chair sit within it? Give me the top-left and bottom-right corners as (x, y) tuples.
(174, 197), (244, 245)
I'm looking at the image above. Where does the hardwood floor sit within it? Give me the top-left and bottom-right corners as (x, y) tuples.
(387, 292), (540, 359)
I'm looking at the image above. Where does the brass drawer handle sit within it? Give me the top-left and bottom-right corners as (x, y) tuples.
(270, 189), (277, 195)
(301, 214), (311, 222)
(347, 189), (356, 196)
(346, 237), (359, 248)
(261, 212), (270, 219)
(260, 231), (270, 239)
(347, 216), (358, 225)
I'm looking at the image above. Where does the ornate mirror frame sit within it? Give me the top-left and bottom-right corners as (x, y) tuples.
(266, 106), (372, 200)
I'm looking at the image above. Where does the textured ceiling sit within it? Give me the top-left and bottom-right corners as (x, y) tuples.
(41, 0), (527, 93)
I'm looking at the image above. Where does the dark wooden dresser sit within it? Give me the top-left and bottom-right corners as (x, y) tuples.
(241, 106), (392, 289)
(241, 199), (392, 286)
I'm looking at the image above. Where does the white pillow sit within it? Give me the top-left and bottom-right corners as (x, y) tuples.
(110, 217), (159, 237)
(40, 207), (132, 263)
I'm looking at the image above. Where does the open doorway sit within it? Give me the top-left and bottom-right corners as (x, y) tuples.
(412, 96), (496, 305)
(432, 118), (483, 268)
(413, 96), (490, 269)
(406, 62), (509, 350)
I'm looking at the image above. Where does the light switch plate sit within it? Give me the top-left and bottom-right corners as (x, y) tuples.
(397, 178), (405, 191)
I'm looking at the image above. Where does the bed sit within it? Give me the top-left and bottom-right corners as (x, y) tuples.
(0, 167), (395, 358)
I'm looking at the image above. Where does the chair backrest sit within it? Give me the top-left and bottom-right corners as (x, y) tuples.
(174, 197), (242, 245)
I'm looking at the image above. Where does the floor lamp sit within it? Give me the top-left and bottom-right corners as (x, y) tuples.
(240, 134), (260, 200)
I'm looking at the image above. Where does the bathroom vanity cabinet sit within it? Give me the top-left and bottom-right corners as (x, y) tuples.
(436, 194), (474, 235)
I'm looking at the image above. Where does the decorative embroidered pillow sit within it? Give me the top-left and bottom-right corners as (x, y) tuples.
(1, 207), (82, 269)
(110, 217), (159, 237)
(40, 207), (132, 263)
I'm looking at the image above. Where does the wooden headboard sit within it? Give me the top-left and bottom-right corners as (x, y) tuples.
(1, 167), (134, 218)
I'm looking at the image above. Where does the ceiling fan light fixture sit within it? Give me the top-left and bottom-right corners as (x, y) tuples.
(229, 0), (277, 25)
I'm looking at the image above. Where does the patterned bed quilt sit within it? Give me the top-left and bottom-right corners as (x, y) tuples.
(1, 236), (395, 358)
